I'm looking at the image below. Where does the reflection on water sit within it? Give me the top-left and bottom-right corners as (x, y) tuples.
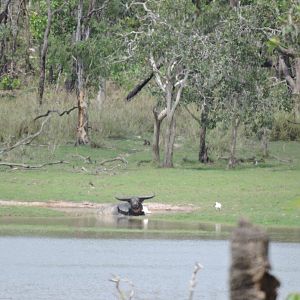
(0, 214), (300, 242)
(0, 237), (299, 300)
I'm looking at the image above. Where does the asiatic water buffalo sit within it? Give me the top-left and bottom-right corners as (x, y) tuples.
(115, 195), (155, 216)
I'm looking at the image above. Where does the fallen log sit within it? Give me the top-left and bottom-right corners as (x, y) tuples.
(0, 160), (69, 169)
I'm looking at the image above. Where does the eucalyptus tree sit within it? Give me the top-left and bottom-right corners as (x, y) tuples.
(0, 0), (12, 75)
(123, 0), (204, 167)
(210, 6), (266, 168)
(267, 0), (300, 119)
(73, 0), (127, 145)
(181, 1), (227, 163)
(0, 0), (26, 78)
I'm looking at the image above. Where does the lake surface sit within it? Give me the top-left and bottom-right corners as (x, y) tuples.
(1, 215), (300, 242)
(0, 237), (299, 300)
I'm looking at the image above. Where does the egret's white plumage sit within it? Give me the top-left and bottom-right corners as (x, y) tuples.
(214, 201), (222, 210)
(143, 206), (151, 214)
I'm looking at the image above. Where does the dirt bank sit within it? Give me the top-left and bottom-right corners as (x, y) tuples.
(0, 200), (197, 213)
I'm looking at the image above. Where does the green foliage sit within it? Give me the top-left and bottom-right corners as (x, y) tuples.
(29, 11), (47, 41)
(270, 112), (300, 141)
(0, 76), (20, 90)
(266, 36), (281, 53)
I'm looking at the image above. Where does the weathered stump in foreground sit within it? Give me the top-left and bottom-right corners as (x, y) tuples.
(230, 219), (280, 300)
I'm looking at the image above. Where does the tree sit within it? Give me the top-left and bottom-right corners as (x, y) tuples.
(207, 5), (266, 168)
(270, 1), (300, 119)
(73, 0), (121, 145)
(37, 0), (52, 104)
(0, 0), (11, 75)
(123, 0), (197, 167)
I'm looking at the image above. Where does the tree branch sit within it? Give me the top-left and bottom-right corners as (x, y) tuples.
(277, 45), (298, 58)
(150, 53), (166, 92)
(0, 160), (69, 169)
(109, 275), (134, 300)
(278, 56), (295, 90)
(0, 116), (51, 155)
(171, 70), (189, 116)
(184, 105), (201, 125)
(126, 63), (163, 101)
(99, 157), (128, 166)
(84, 0), (109, 19)
(288, 120), (300, 125)
(34, 106), (78, 121)
(0, 0), (11, 23)
(188, 262), (203, 300)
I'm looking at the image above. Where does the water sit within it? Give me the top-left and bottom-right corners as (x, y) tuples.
(0, 237), (299, 300)
(1, 215), (300, 242)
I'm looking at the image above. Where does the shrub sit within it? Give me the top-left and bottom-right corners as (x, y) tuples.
(270, 112), (300, 141)
(0, 75), (21, 90)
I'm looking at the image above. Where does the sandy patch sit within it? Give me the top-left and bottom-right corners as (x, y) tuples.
(0, 200), (197, 213)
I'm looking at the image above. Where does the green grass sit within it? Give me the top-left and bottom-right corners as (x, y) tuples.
(0, 223), (228, 239)
(0, 138), (300, 228)
(0, 206), (65, 217)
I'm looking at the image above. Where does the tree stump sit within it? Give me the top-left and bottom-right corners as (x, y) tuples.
(230, 219), (280, 300)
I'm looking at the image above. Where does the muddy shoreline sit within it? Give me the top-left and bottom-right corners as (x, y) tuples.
(0, 200), (197, 214)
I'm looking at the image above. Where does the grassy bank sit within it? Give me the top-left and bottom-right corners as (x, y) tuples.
(0, 137), (299, 228)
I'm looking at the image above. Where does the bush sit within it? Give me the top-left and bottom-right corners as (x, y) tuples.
(0, 75), (21, 90)
(270, 112), (300, 141)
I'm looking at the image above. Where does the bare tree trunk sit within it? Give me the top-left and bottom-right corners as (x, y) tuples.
(230, 219), (280, 300)
(149, 55), (189, 168)
(153, 113), (161, 163)
(229, 0), (239, 8)
(9, 0), (21, 75)
(261, 127), (269, 158)
(199, 126), (208, 163)
(228, 116), (240, 169)
(55, 64), (62, 91)
(75, 0), (89, 145)
(293, 58), (300, 119)
(96, 77), (106, 110)
(48, 65), (54, 83)
(0, 0), (10, 75)
(163, 115), (176, 168)
(37, 0), (52, 105)
(22, 0), (33, 73)
(76, 83), (89, 145)
(152, 107), (166, 163)
(199, 103), (209, 163)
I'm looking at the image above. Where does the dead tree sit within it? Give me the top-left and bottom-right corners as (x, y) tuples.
(74, 0), (108, 145)
(37, 1), (66, 105)
(0, 0), (11, 75)
(230, 219), (280, 300)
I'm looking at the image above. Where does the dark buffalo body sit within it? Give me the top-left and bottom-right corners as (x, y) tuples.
(116, 195), (154, 216)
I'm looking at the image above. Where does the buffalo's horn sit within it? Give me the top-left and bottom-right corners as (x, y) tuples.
(138, 194), (155, 201)
(115, 196), (133, 202)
